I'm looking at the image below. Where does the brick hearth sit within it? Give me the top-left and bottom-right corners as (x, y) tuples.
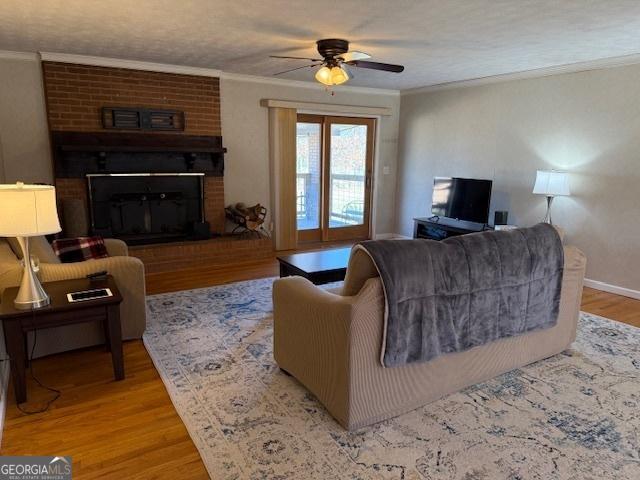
(130, 236), (274, 274)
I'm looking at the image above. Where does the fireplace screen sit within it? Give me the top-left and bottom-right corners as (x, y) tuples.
(87, 173), (204, 245)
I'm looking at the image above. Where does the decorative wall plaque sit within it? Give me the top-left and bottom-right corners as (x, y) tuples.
(102, 107), (185, 131)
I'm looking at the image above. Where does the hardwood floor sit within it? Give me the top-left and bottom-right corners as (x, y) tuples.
(581, 286), (640, 328)
(2, 258), (638, 479)
(2, 339), (209, 479)
(145, 258), (279, 295)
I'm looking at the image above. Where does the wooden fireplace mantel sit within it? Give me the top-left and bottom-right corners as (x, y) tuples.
(51, 131), (226, 178)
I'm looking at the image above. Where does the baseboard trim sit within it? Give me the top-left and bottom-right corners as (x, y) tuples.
(373, 233), (396, 240)
(0, 359), (10, 449)
(373, 233), (411, 240)
(584, 278), (640, 300)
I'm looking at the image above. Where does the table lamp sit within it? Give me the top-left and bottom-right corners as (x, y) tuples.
(532, 170), (570, 224)
(0, 182), (61, 309)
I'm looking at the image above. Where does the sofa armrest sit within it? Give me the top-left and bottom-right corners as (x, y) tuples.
(104, 238), (129, 257)
(272, 276), (356, 425)
(273, 277), (354, 352)
(274, 276), (351, 307)
(0, 262), (24, 299)
(38, 256), (147, 339)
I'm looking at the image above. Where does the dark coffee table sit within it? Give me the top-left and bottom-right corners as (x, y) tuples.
(277, 247), (351, 285)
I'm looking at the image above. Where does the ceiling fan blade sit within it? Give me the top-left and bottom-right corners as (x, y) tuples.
(340, 51), (371, 62)
(346, 60), (404, 73)
(273, 63), (321, 76)
(341, 63), (354, 80)
(270, 55), (323, 62)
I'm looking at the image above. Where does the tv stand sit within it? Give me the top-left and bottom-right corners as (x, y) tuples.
(413, 217), (487, 241)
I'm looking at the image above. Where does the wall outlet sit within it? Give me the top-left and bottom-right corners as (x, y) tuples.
(383, 165), (391, 175)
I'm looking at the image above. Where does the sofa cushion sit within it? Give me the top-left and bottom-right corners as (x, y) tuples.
(52, 236), (109, 263)
(0, 239), (19, 264)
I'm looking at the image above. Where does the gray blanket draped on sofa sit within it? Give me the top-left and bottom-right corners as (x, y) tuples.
(359, 223), (564, 367)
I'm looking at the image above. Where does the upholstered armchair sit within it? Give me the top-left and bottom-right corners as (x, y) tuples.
(0, 236), (146, 358)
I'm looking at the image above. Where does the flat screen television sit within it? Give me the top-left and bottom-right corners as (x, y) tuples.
(431, 177), (492, 224)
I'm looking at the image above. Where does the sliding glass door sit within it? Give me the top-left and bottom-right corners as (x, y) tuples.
(296, 114), (375, 243)
(296, 118), (322, 235)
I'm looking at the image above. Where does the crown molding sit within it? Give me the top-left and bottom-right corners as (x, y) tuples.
(222, 71), (400, 96)
(21, 49), (640, 97)
(36, 51), (399, 95)
(401, 52), (640, 95)
(39, 51), (224, 77)
(0, 50), (39, 61)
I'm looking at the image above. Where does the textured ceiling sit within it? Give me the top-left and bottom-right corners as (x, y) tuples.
(2, 1), (640, 90)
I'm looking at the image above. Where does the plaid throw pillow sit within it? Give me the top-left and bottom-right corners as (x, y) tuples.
(52, 236), (109, 263)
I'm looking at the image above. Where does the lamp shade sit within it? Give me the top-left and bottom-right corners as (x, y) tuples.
(0, 183), (61, 236)
(532, 170), (570, 196)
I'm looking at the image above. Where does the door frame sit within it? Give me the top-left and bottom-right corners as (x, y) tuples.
(296, 114), (323, 243)
(296, 114), (376, 244)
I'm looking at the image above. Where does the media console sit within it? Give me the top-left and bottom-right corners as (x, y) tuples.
(413, 217), (488, 241)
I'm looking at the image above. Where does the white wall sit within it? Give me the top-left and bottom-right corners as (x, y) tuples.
(396, 63), (640, 291)
(220, 77), (401, 235)
(0, 54), (52, 184)
(0, 54), (50, 439)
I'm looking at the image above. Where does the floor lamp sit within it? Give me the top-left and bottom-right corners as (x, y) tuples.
(0, 183), (61, 309)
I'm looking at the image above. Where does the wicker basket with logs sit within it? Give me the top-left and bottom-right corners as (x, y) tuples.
(225, 203), (268, 237)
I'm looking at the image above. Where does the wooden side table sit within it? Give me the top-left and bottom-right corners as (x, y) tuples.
(0, 275), (124, 404)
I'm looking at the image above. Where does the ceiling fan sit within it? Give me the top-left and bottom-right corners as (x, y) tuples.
(270, 38), (404, 86)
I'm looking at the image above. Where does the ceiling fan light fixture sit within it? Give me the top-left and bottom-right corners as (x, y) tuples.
(315, 65), (350, 86)
(330, 65), (349, 85)
(271, 38), (404, 85)
(315, 66), (333, 85)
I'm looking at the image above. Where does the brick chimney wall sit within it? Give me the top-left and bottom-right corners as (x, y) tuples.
(41, 61), (225, 233)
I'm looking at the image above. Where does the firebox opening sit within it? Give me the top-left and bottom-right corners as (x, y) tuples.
(88, 173), (206, 245)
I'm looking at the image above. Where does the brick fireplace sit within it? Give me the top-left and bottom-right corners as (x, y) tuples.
(41, 61), (272, 271)
(42, 61), (225, 235)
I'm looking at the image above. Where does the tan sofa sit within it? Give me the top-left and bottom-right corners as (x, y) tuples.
(0, 236), (146, 358)
(273, 244), (586, 430)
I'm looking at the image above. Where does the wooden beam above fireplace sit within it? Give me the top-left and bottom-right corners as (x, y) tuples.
(51, 131), (226, 178)
(52, 131), (226, 153)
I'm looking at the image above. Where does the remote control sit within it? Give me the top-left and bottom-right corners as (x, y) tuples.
(87, 270), (108, 279)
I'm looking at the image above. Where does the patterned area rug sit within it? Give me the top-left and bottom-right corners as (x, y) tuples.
(144, 278), (640, 479)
